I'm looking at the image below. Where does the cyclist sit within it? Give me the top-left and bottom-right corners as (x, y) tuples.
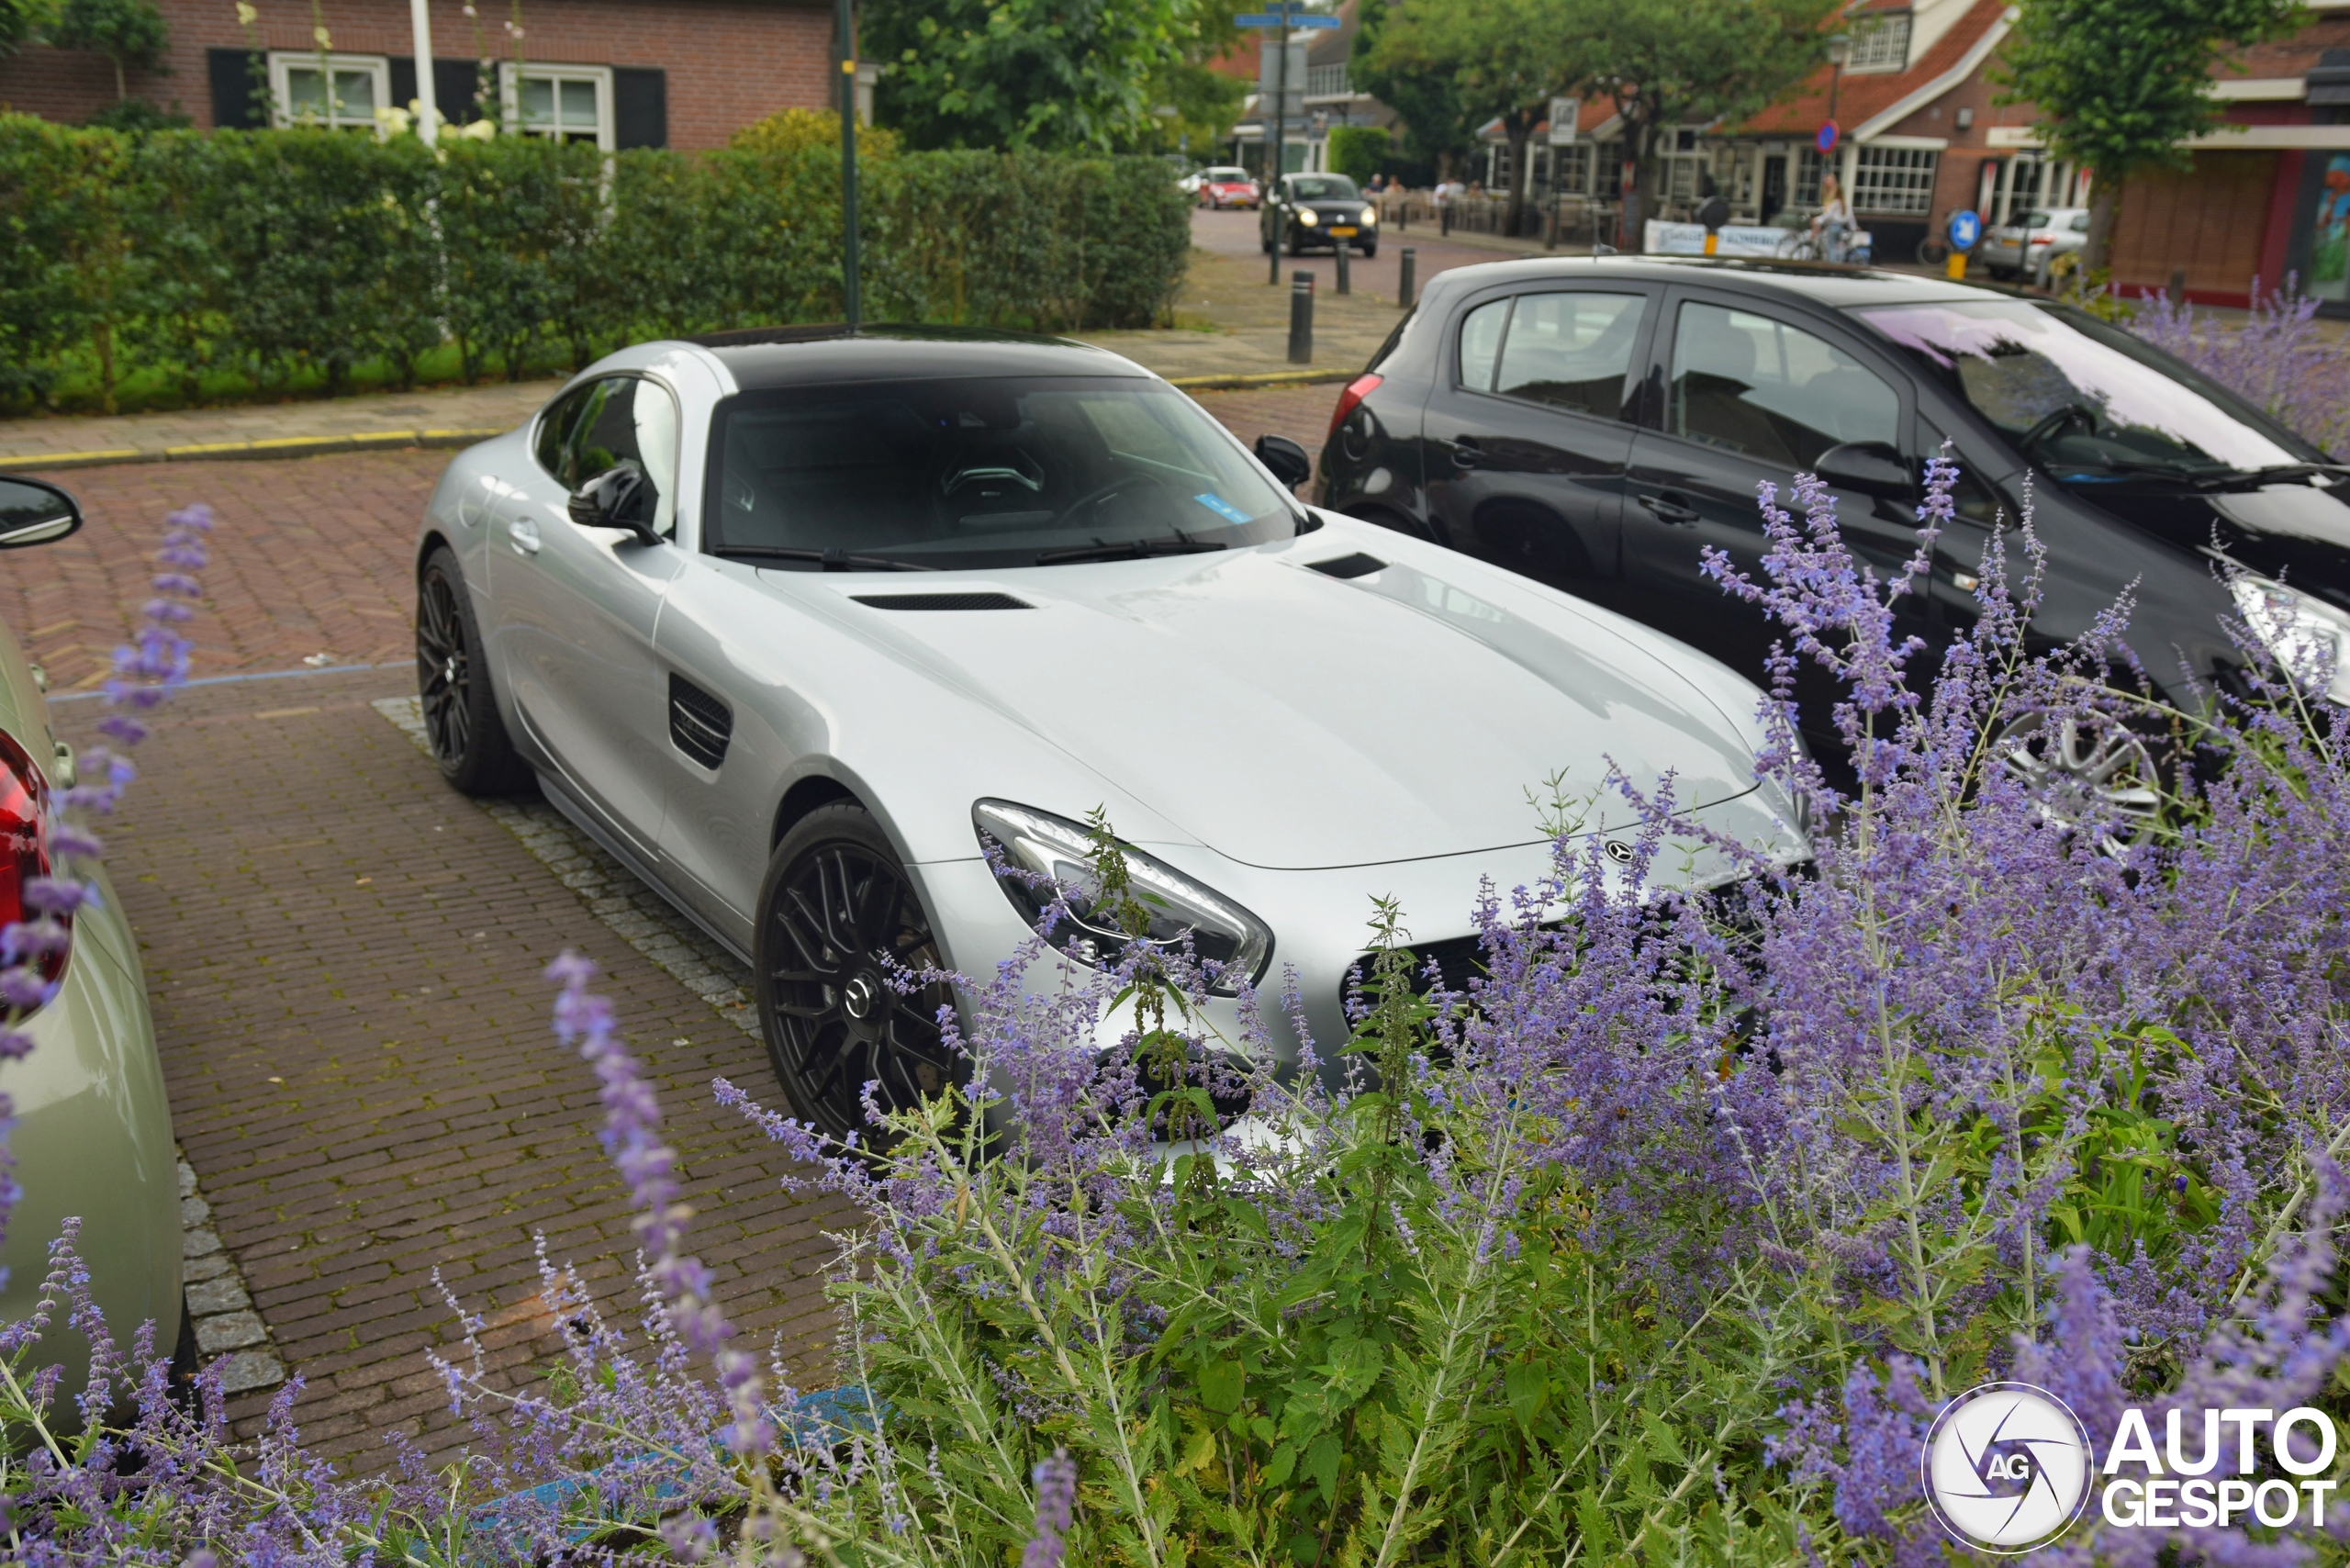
(1809, 173), (1854, 263)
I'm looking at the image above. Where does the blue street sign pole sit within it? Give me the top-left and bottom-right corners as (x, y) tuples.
(1236, 4), (1337, 285)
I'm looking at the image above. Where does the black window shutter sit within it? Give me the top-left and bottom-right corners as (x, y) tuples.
(207, 48), (266, 129)
(434, 58), (486, 124)
(614, 67), (666, 149)
(388, 56), (418, 115)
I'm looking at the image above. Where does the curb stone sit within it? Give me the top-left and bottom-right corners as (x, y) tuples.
(177, 1148), (288, 1394)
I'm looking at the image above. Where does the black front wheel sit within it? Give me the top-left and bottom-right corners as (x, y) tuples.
(754, 803), (962, 1148)
(416, 547), (534, 795)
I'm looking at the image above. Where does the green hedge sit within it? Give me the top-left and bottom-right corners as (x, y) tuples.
(0, 118), (1192, 414)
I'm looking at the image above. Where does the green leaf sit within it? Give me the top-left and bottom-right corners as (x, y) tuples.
(1304, 1433), (1343, 1501)
(1505, 1361), (1548, 1431)
(1198, 1356), (1246, 1414)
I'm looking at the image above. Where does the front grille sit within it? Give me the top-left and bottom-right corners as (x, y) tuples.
(668, 673), (733, 769)
(851, 592), (1033, 611)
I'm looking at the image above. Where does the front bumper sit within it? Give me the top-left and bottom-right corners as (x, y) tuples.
(911, 784), (1802, 1092)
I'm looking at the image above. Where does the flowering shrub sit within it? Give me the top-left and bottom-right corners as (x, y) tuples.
(6, 464), (2350, 1564)
(2132, 275), (2350, 458)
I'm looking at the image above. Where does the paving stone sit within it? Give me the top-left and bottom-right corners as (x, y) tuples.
(185, 1275), (252, 1316)
(195, 1310), (268, 1352)
(217, 1350), (290, 1394)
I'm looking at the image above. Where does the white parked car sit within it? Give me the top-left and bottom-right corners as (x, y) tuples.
(412, 330), (1805, 1140)
(1979, 207), (2089, 286)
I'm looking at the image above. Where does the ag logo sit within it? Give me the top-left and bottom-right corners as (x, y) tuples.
(1603, 839), (1637, 865)
(1921, 1382), (2093, 1553)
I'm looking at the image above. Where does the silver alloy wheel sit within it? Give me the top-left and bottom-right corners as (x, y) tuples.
(1994, 711), (2162, 845)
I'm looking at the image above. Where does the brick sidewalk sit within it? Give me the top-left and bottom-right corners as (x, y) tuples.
(55, 665), (857, 1466)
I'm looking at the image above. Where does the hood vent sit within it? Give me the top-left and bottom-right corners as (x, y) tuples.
(1309, 553), (1386, 580)
(851, 592), (1034, 610)
(668, 673), (733, 769)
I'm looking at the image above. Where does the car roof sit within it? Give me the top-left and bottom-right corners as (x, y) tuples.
(688, 324), (1150, 389)
(1420, 253), (2018, 310)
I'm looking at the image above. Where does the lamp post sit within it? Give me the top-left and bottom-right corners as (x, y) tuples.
(839, 0), (861, 331)
(1825, 32), (1849, 127)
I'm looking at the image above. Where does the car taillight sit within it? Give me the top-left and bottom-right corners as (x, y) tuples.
(1327, 373), (1383, 439)
(0, 731), (62, 982)
(2030, 232), (2052, 244)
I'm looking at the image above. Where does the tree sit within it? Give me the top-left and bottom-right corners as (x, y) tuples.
(1561, 0), (1836, 249)
(1326, 123), (1388, 183)
(1349, 0), (1472, 181)
(50, 0), (169, 103)
(864, 0), (1237, 153)
(1364, 0), (1572, 230)
(1998, 0), (2301, 273)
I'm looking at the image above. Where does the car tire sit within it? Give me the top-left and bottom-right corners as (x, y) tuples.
(1287, 229), (1305, 255)
(416, 546), (535, 797)
(1989, 265), (2018, 283)
(1360, 242), (1378, 259)
(753, 801), (962, 1149)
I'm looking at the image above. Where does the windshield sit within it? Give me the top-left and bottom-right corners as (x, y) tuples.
(1288, 175), (1360, 201)
(1205, 167), (1250, 182)
(704, 376), (1302, 568)
(1857, 299), (2316, 482)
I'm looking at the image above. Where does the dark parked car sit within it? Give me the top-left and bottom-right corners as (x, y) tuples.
(1263, 173), (1379, 257)
(1315, 256), (2350, 802)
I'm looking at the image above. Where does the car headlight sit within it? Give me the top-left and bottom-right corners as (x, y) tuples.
(973, 801), (1273, 992)
(1360, 207), (1377, 225)
(2230, 575), (2350, 703)
(1299, 209), (1318, 226)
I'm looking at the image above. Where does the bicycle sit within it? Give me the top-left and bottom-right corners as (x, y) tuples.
(1774, 230), (1824, 262)
(1917, 230), (1952, 267)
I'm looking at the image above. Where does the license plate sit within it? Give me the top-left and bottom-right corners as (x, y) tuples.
(1330, 226), (1358, 237)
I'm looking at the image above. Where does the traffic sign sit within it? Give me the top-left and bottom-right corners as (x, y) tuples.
(1548, 95), (1580, 146)
(1947, 208), (1980, 252)
(1237, 10), (1340, 24)
(1817, 120), (1839, 153)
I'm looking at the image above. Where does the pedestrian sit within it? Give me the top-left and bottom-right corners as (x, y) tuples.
(1810, 173), (1853, 262)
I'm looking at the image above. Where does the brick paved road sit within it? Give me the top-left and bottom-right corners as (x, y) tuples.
(11, 386), (1339, 1468)
(54, 666), (856, 1466)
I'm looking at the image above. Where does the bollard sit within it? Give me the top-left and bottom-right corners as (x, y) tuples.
(1397, 198), (1407, 231)
(1288, 270), (1314, 364)
(1335, 238), (1351, 296)
(1398, 248), (1416, 310)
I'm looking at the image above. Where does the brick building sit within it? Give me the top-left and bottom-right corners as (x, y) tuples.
(0, 0), (836, 151)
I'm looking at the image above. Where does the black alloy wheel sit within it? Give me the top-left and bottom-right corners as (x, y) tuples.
(754, 803), (962, 1148)
(415, 547), (533, 795)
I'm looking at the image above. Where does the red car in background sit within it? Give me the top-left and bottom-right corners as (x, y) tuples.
(1199, 167), (1261, 209)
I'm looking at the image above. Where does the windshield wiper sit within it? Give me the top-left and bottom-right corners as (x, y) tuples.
(2188, 463), (2350, 493)
(1033, 535), (1230, 566)
(713, 544), (934, 572)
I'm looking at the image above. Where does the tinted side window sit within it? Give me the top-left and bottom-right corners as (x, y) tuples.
(1668, 302), (1898, 467)
(534, 385), (590, 477)
(562, 376), (683, 535)
(1459, 298), (1509, 391)
(1494, 291), (1645, 421)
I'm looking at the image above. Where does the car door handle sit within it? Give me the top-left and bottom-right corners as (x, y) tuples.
(509, 517), (542, 557)
(1639, 491), (1700, 524)
(1451, 437), (1483, 469)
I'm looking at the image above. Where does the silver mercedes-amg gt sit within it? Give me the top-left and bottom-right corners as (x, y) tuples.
(412, 328), (1805, 1140)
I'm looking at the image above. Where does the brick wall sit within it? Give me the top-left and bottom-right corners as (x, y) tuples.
(0, 0), (834, 149)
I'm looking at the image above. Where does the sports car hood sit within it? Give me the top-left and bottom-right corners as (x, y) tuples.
(783, 545), (1765, 870)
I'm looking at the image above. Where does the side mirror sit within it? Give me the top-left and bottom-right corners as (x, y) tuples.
(1815, 441), (1914, 500)
(1254, 433), (1313, 491)
(0, 476), (82, 550)
(568, 460), (662, 545)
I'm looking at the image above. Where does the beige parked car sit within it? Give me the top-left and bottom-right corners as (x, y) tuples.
(0, 476), (184, 1401)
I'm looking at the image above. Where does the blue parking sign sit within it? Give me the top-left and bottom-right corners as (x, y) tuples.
(1948, 209), (1981, 252)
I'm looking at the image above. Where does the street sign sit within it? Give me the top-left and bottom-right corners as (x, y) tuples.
(1817, 120), (1839, 153)
(1947, 208), (1981, 252)
(1237, 11), (1340, 24)
(1548, 95), (1580, 146)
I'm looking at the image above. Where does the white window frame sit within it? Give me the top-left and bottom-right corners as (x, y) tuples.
(1844, 13), (1912, 73)
(498, 61), (615, 151)
(267, 51), (393, 133)
(1851, 144), (1939, 214)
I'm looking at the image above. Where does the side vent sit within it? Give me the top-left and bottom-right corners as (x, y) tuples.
(668, 673), (733, 769)
(850, 592), (1034, 610)
(1309, 553), (1386, 580)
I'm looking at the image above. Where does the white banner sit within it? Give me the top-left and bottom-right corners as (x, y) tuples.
(1643, 220), (1872, 259)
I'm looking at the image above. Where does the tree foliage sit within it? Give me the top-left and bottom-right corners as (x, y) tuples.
(1562, 0), (1836, 246)
(1998, 0), (2302, 268)
(863, 0), (1241, 153)
(50, 0), (169, 101)
(1350, 0), (1475, 179)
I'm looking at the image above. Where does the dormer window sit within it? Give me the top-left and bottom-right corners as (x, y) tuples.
(1845, 11), (1911, 72)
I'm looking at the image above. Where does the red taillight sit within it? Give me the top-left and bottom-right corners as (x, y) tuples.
(1328, 373), (1383, 439)
(0, 730), (61, 980)
(2030, 232), (2052, 244)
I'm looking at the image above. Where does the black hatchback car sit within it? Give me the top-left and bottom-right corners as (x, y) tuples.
(1263, 173), (1380, 257)
(1316, 256), (2350, 767)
